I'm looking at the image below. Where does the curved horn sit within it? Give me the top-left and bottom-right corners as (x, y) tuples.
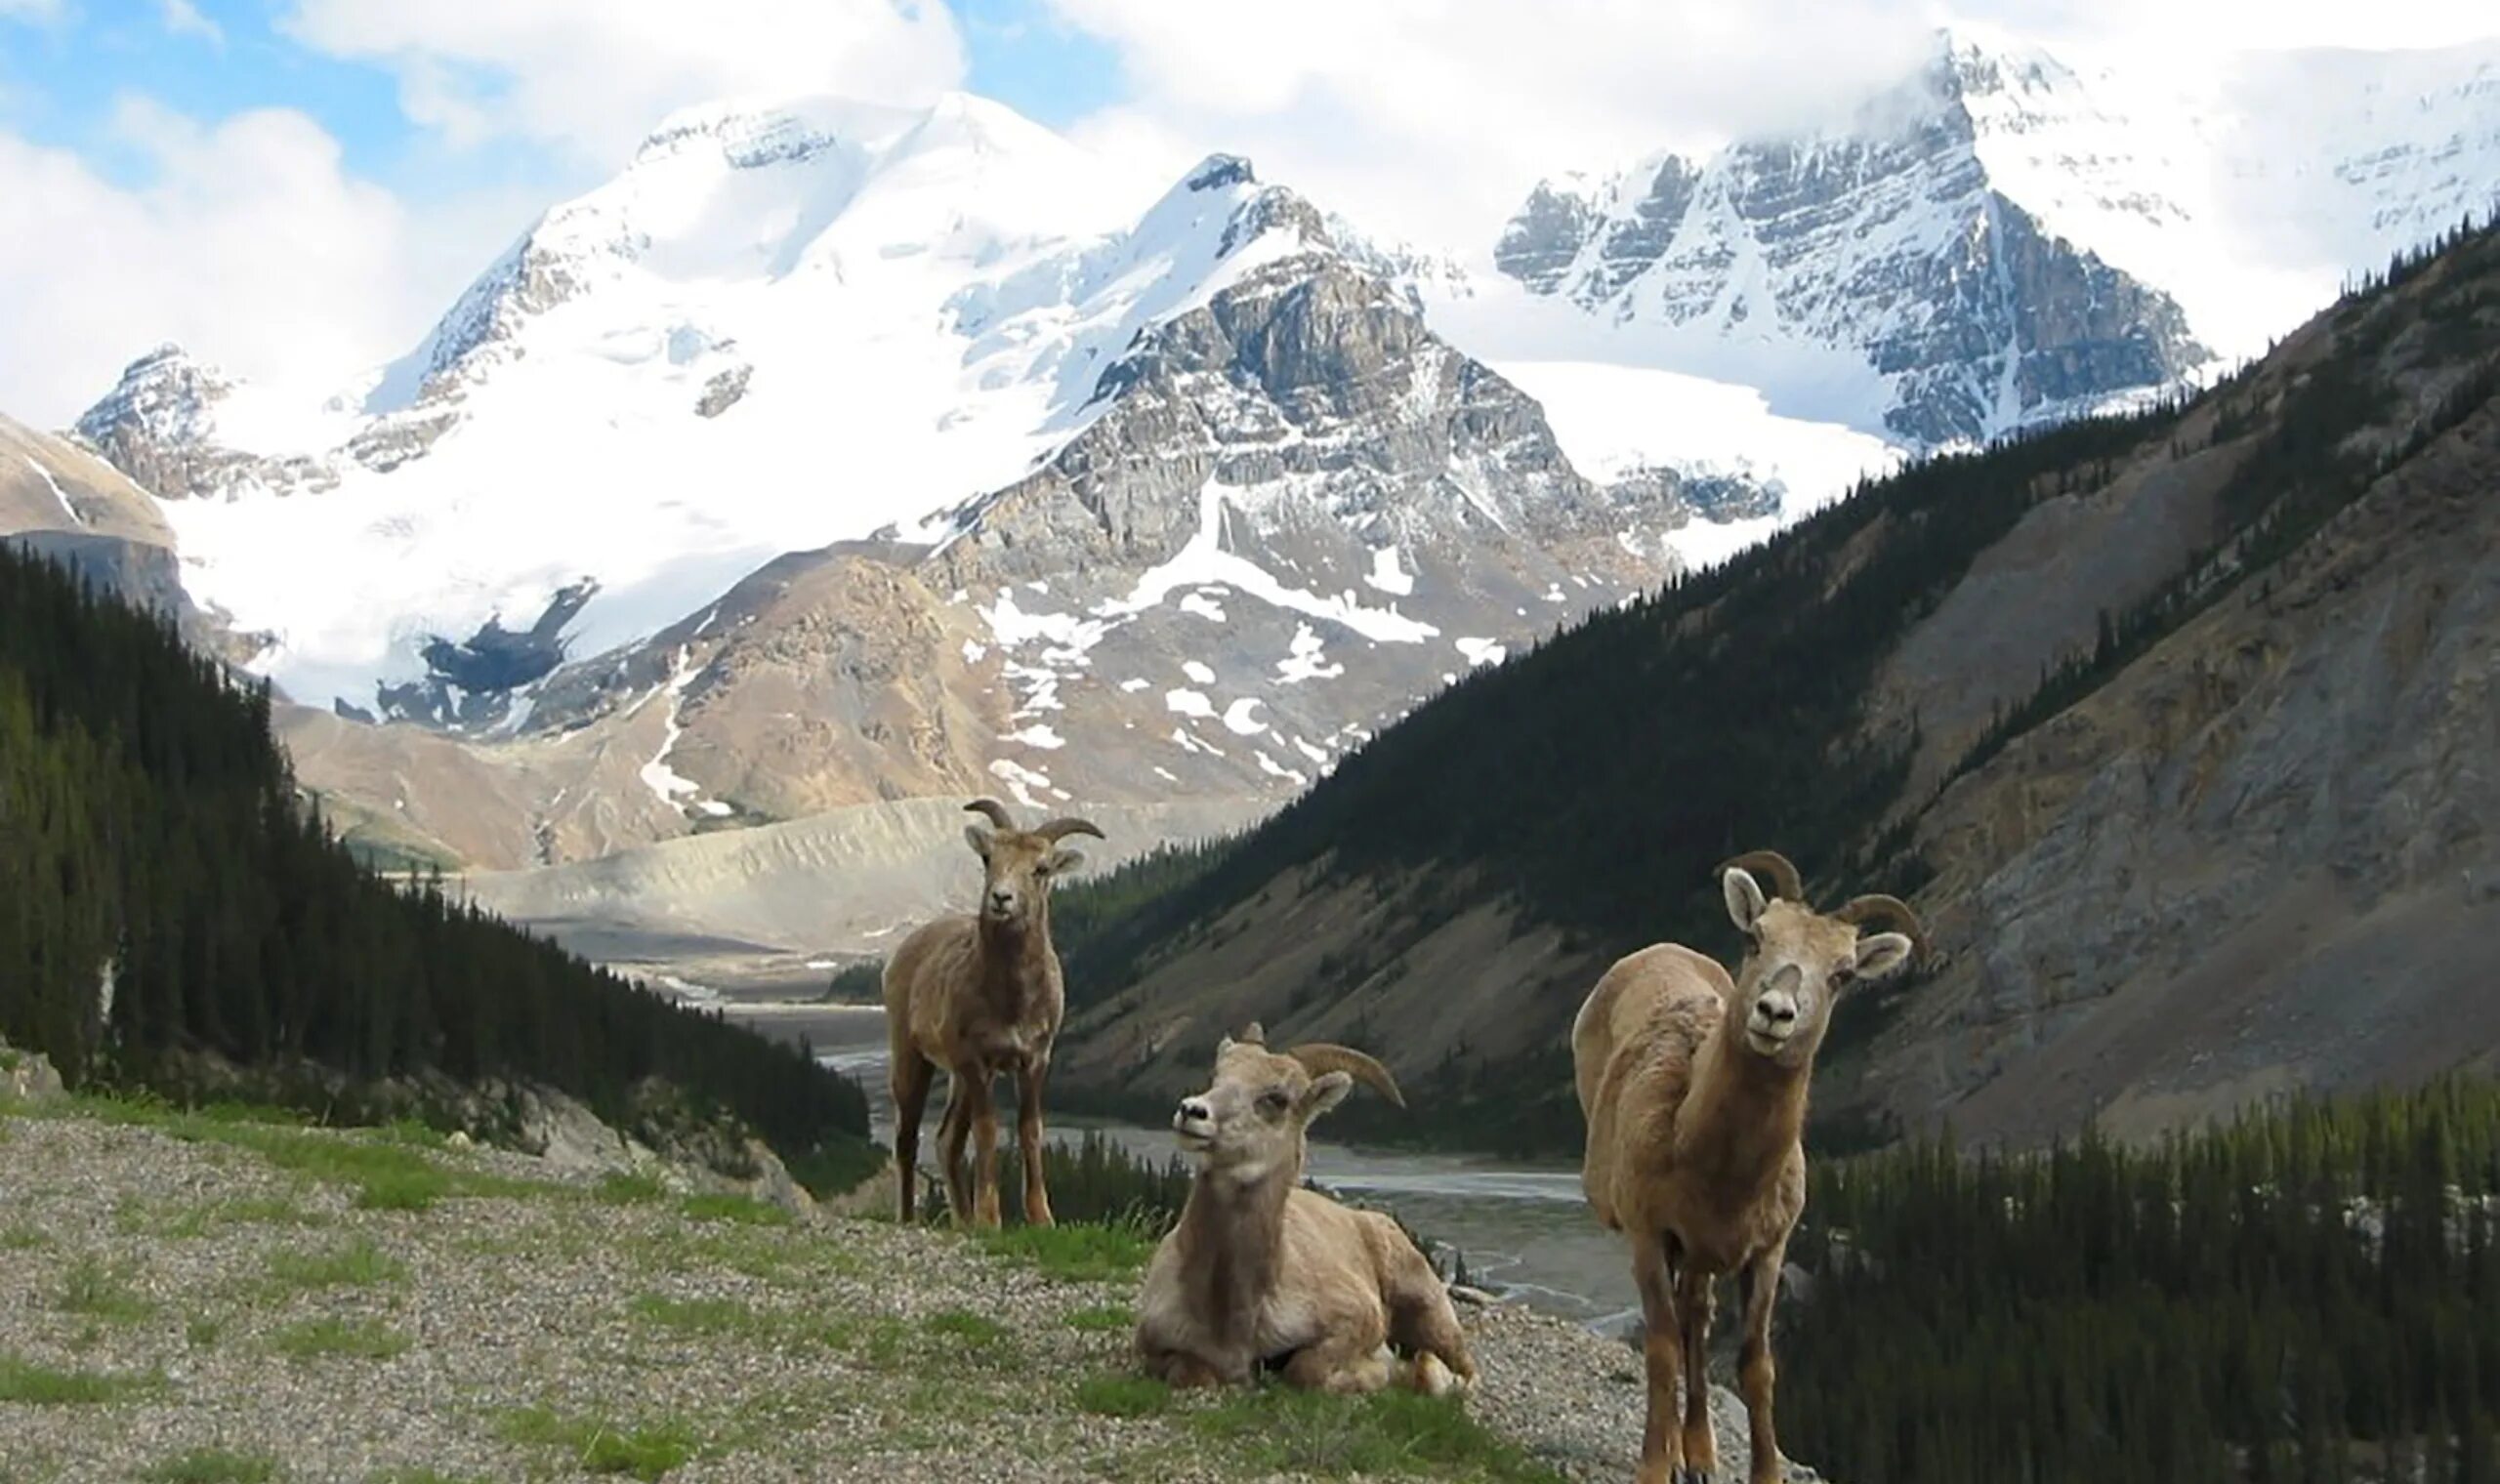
(1288, 1045), (1405, 1108)
(963, 798), (1016, 829)
(1719, 849), (1804, 903)
(1034, 815), (1106, 843)
(1834, 894), (1929, 959)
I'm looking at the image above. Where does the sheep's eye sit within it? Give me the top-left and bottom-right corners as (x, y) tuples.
(1830, 965), (1855, 987)
(1257, 1090), (1291, 1117)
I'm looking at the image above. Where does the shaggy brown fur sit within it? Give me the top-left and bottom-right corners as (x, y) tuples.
(1572, 851), (1921, 1484)
(883, 799), (1102, 1227)
(1135, 1026), (1476, 1396)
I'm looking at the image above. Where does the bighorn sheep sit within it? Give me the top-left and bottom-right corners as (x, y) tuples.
(1573, 851), (1923, 1484)
(1135, 1023), (1477, 1396)
(883, 799), (1104, 1227)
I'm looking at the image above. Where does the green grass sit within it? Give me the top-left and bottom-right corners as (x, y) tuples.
(1064, 1303), (1134, 1333)
(972, 1216), (1159, 1281)
(1190, 1386), (1568, 1482)
(625, 1294), (768, 1340)
(139, 1448), (278, 1484)
(0, 1220), (50, 1250)
(494, 1405), (701, 1480)
(118, 1192), (325, 1239)
(186, 1314), (225, 1349)
(596, 1172), (667, 1205)
(50, 1092), (550, 1212)
(0, 1353), (157, 1404)
(264, 1236), (407, 1291)
(51, 1254), (153, 1323)
(1075, 1372), (1172, 1418)
(677, 1193), (790, 1226)
(271, 1317), (410, 1362)
(920, 1309), (1007, 1345)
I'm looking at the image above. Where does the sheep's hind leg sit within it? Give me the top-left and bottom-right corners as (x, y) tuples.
(1676, 1261), (1719, 1484)
(1386, 1250), (1477, 1393)
(889, 1047), (935, 1223)
(1279, 1335), (1397, 1395)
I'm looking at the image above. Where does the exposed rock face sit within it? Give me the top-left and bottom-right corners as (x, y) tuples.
(68, 345), (336, 501)
(1497, 34), (2212, 446)
(460, 163), (1695, 837)
(1, 410), (265, 664)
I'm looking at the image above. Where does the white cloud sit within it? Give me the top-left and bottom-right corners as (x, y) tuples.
(279, 0), (966, 167)
(0, 0), (64, 21)
(0, 101), (510, 425)
(1048, 0), (2500, 255)
(159, 0), (223, 44)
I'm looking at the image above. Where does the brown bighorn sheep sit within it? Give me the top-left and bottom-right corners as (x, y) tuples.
(1135, 1023), (1477, 1396)
(1574, 851), (1923, 1484)
(883, 798), (1104, 1228)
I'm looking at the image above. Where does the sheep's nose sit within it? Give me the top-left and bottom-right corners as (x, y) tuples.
(1177, 1099), (1212, 1127)
(989, 889), (1014, 909)
(1757, 998), (1798, 1028)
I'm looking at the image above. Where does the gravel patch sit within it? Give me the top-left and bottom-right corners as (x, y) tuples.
(0, 1105), (1822, 1483)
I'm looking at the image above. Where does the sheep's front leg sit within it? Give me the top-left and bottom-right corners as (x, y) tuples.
(969, 1071), (1004, 1229)
(1735, 1244), (1788, 1484)
(937, 1075), (975, 1223)
(1631, 1232), (1687, 1484)
(1676, 1262), (1719, 1483)
(1017, 1056), (1054, 1227)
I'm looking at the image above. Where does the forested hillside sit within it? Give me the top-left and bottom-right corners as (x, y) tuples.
(1787, 1077), (2500, 1484)
(1046, 215), (2500, 1152)
(0, 543), (866, 1162)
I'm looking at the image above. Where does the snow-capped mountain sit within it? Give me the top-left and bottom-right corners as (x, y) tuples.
(1492, 29), (2500, 446)
(65, 98), (1755, 871)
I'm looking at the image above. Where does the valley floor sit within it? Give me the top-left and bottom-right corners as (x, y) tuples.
(0, 1098), (1798, 1484)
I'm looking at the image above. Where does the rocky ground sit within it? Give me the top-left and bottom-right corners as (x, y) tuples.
(0, 1092), (1801, 1484)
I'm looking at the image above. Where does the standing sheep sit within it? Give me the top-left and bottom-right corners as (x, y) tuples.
(883, 798), (1103, 1227)
(1573, 850), (1922, 1484)
(1135, 1023), (1477, 1395)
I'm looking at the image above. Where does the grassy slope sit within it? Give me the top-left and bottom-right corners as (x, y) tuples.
(0, 1092), (1566, 1484)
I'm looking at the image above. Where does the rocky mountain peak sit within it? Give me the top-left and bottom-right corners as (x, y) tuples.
(1187, 153), (1257, 191)
(1490, 33), (2211, 447)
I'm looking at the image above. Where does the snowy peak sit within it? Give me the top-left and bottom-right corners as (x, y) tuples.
(1497, 29), (2500, 447)
(74, 344), (234, 454)
(377, 89), (1134, 414)
(1493, 35), (2209, 447)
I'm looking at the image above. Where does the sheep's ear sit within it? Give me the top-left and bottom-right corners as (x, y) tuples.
(1044, 847), (1085, 875)
(1851, 932), (1915, 983)
(1724, 868), (1769, 932)
(1297, 1071), (1353, 1122)
(963, 823), (993, 859)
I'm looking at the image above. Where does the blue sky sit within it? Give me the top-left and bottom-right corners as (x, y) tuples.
(0, 0), (1121, 198)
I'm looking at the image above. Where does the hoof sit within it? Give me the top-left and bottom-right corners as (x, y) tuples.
(1411, 1353), (1469, 1399)
(1675, 1468), (1716, 1484)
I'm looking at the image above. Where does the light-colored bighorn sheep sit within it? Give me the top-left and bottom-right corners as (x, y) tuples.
(1136, 1023), (1477, 1396)
(1573, 850), (1923, 1484)
(883, 798), (1104, 1228)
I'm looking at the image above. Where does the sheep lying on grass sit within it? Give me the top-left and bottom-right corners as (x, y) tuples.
(1135, 1023), (1476, 1396)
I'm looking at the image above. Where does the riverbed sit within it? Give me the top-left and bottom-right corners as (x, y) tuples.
(725, 1001), (1640, 1330)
